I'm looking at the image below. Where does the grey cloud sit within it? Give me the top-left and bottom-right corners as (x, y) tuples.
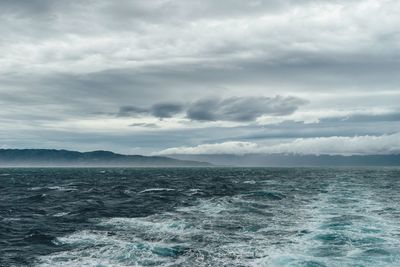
(117, 102), (184, 118)
(150, 103), (183, 118)
(0, 0), (57, 16)
(185, 99), (218, 121)
(116, 96), (307, 122)
(4, 115), (399, 155)
(1, 0), (399, 154)
(321, 112), (400, 124)
(187, 96), (307, 122)
(0, 0), (331, 24)
(117, 106), (149, 117)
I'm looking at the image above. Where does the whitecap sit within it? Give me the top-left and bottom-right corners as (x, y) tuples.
(37, 230), (191, 267)
(243, 180), (256, 184)
(138, 188), (175, 194)
(29, 187), (43, 191)
(187, 188), (202, 195)
(52, 212), (69, 217)
(36, 176), (400, 267)
(2, 217), (21, 222)
(48, 186), (78, 191)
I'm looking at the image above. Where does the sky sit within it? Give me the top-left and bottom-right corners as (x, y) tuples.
(1, 0), (400, 156)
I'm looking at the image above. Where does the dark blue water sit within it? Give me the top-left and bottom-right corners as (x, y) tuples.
(1, 168), (400, 266)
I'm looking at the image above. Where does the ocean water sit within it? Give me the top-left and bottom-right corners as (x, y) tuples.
(1, 168), (400, 267)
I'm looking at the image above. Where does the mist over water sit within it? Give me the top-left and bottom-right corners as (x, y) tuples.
(1, 168), (400, 266)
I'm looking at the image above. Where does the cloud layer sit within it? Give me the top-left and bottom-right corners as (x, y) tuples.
(157, 133), (400, 156)
(117, 96), (307, 122)
(1, 0), (399, 154)
(118, 103), (183, 119)
(187, 96), (307, 122)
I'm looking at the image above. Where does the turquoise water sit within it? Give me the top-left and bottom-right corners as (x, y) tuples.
(1, 168), (399, 266)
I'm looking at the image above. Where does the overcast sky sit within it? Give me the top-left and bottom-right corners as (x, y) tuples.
(1, 0), (400, 155)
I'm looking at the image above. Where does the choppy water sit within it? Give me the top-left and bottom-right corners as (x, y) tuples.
(1, 168), (400, 267)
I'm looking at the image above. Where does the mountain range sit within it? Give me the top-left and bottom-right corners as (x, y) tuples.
(1, 149), (399, 167)
(0, 149), (211, 167)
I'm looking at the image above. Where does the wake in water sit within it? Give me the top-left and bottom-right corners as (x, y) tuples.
(1, 168), (400, 266)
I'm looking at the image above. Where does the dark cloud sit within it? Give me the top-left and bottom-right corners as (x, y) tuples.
(187, 96), (307, 122)
(150, 103), (183, 118)
(117, 102), (184, 118)
(117, 106), (149, 117)
(116, 96), (306, 122)
(185, 99), (218, 121)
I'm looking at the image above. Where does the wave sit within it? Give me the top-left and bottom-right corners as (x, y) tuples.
(138, 188), (175, 194)
(36, 195), (306, 266)
(34, 171), (400, 267)
(29, 186), (78, 192)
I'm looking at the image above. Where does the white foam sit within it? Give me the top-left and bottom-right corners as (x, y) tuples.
(187, 188), (202, 195)
(37, 230), (191, 267)
(29, 186), (77, 191)
(37, 195), (267, 266)
(29, 187), (43, 191)
(138, 188), (175, 194)
(48, 186), (78, 191)
(37, 177), (400, 267)
(262, 179), (400, 267)
(52, 212), (69, 217)
(1, 217), (21, 222)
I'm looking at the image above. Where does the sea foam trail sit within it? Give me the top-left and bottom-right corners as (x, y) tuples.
(36, 191), (315, 266)
(265, 174), (400, 267)
(35, 196), (272, 266)
(35, 170), (400, 267)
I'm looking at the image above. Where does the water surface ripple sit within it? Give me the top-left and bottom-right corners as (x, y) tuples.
(1, 168), (399, 266)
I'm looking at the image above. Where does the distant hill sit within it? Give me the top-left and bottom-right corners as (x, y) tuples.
(168, 153), (400, 167)
(0, 149), (211, 167)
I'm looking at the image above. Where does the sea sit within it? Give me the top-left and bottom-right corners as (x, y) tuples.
(1, 167), (400, 267)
